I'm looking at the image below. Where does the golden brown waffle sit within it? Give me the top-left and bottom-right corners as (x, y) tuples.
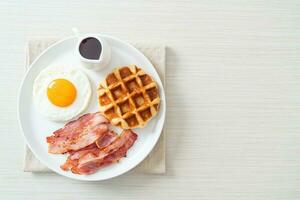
(98, 65), (160, 129)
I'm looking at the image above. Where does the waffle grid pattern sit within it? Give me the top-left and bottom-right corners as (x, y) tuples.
(98, 65), (160, 129)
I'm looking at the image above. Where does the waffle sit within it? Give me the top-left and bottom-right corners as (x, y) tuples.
(98, 65), (160, 129)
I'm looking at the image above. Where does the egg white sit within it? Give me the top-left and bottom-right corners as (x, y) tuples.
(33, 65), (91, 122)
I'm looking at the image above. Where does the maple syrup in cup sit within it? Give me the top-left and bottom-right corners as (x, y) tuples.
(77, 35), (111, 70)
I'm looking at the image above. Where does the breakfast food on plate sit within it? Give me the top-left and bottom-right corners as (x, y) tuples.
(98, 65), (160, 129)
(60, 131), (118, 172)
(61, 130), (137, 175)
(95, 131), (118, 149)
(60, 143), (101, 172)
(33, 65), (91, 122)
(46, 112), (138, 175)
(46, 112), (108, 154)
(40, 64), (160, 175)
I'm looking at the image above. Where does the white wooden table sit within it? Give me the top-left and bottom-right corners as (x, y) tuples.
(1, 0), (300, 199)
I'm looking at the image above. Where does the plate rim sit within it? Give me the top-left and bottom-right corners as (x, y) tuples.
(17, 34), (166, 181)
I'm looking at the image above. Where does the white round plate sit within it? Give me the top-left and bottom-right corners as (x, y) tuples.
(18, 35), (166, 181)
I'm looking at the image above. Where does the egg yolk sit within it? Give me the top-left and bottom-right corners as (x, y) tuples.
(47, 79), (77, 107)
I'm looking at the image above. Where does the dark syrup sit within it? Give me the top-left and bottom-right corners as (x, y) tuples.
(79, 37), (102, 60)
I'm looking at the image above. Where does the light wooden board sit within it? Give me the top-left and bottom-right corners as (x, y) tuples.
(1, 0), (300, 199)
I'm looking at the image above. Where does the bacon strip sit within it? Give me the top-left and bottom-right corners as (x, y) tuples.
(68, 130), (138, 175)
(95, 131), (118, 149)
(46, 112), (108, 154)
(60, 131), (117, 171)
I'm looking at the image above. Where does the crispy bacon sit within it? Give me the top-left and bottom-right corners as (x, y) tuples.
(60, 131), (117, 171)
(95, 131), (118, 149)
(46, 112), (138, 175)
(46, 112), (108, 154)
(60, 143), (98, 171)
(68, 130), (137, 175)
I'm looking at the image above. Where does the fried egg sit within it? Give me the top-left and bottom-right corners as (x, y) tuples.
(33, 65), (91, 122)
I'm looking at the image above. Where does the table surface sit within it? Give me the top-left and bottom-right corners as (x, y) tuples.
(2, 0), (300, 199)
